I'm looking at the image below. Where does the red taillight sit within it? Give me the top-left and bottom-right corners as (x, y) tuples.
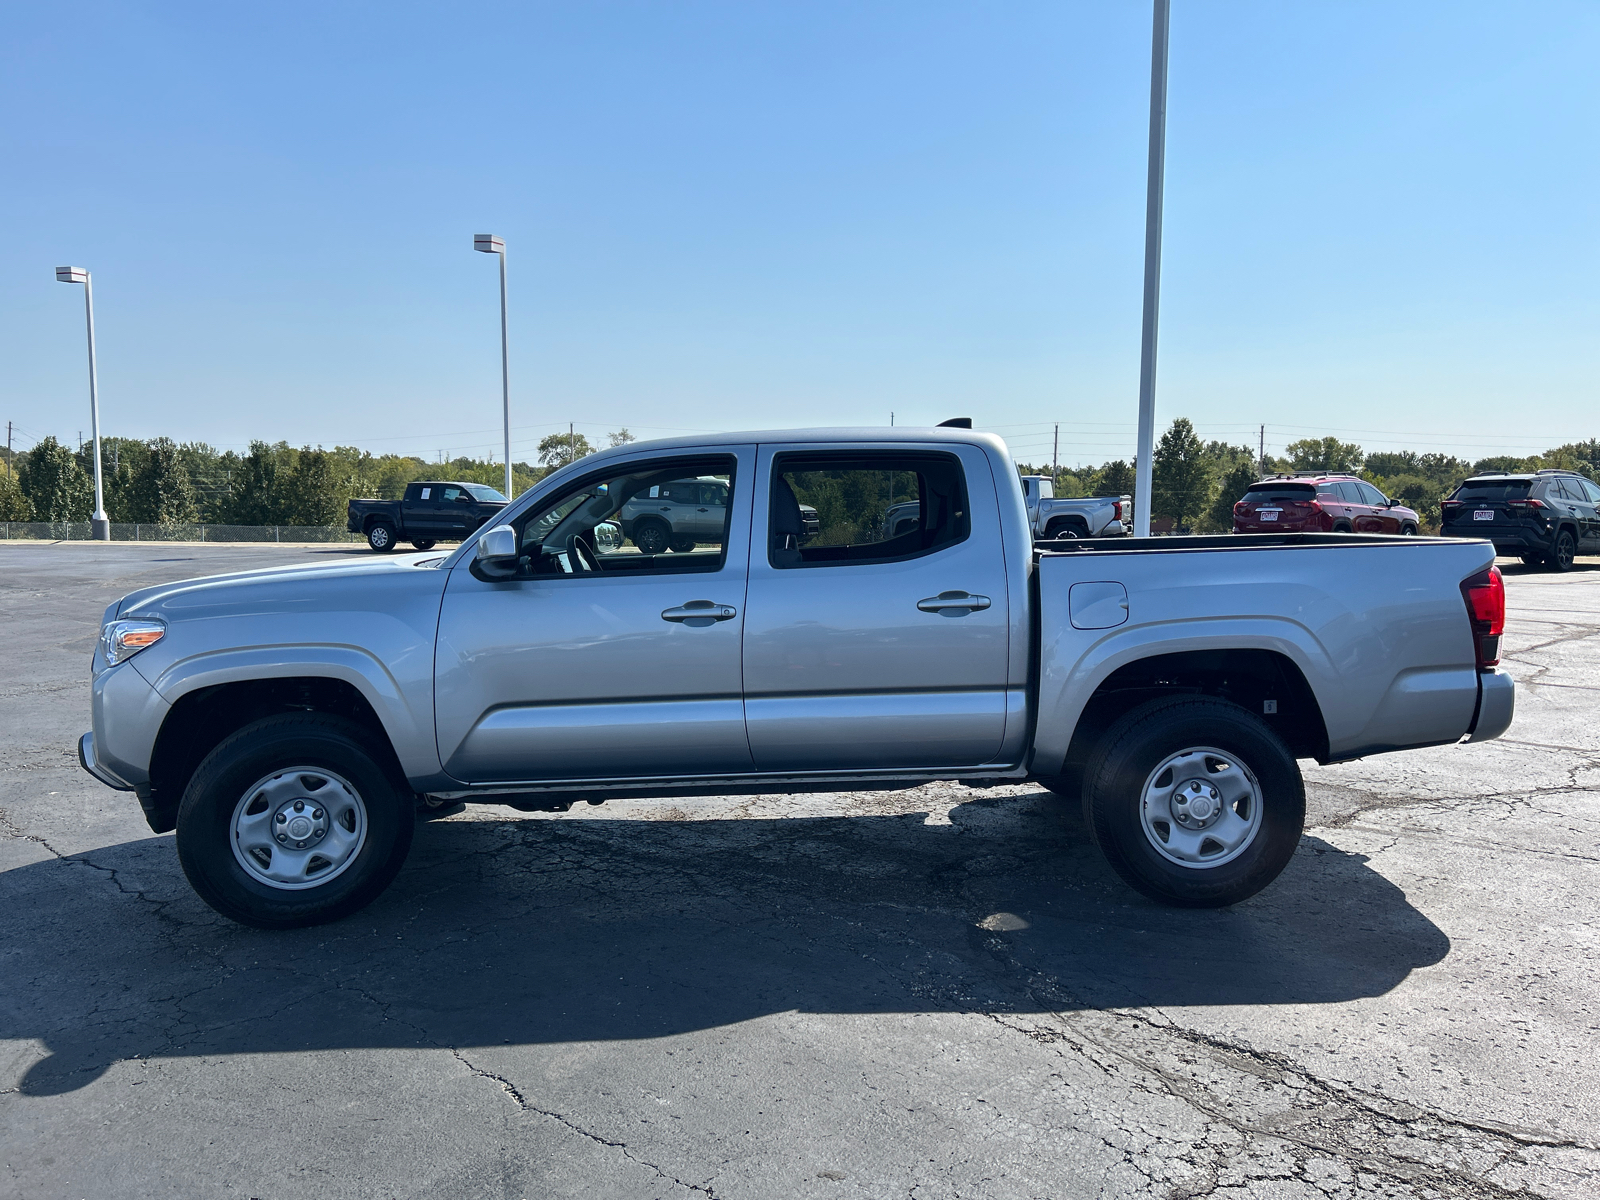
(1460, 567), (1505, 668)
(1233, 501), (1247, 513)
(1441, 500), (1462, 509)
(1112, 501), (1123, 520)
(1508, 498), (1546, 512)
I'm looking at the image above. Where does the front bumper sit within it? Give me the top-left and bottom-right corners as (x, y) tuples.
(1466, 669), (1515, 743)
(78, 731), (133, 791)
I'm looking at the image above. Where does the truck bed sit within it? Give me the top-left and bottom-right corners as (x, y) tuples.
(1031, 532), (1511, 772)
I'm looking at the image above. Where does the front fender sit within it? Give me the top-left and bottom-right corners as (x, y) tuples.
(136, 644), (440, 784)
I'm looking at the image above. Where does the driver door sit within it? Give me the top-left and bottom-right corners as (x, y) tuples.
(434, 448), (755, 783)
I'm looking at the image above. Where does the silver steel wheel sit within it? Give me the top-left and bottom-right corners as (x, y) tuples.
(1139, 745), (1264, 869)
(369, 525), (391, 550)
(230, 767), (368, 890)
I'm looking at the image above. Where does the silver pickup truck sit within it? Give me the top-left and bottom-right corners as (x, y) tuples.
(1020, 475), (1132, 539)
(80, 427), (1513, 929)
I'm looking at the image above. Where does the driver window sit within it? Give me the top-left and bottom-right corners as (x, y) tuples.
(512, 456), (737, 578)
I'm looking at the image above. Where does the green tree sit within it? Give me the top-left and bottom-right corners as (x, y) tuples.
(283, 447), (345, 526)
(607, 428), (637, 448)
(0, 471), (32, 520)
(18, 437), (93, 521)
(1094, 460), (1135, 497)
(538, 431), (595, 467)
(1151, 419), (1210, 529)
(1203, 458), (1261, 533)
(126, 438), (199, 524)
(224, 441), (293, 525)
(1286, 436), (1364, 474)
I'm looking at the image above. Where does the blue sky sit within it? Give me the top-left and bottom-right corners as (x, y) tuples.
(2, 1), (1595, 469)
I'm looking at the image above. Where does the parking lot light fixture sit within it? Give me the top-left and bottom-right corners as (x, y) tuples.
(474, 234), (512, 499)
(55, 266), (110, 540)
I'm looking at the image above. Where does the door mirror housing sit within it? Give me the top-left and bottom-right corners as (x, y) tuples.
(472, 524), (520, 580)
(594, 520), (623, 551)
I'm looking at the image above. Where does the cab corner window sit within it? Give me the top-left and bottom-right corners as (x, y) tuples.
(770, 452), (969, 569)
(511, 456), (737, 578)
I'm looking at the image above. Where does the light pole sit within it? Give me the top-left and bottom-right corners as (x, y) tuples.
(473, 234), (513, 499)
(1133, 0), (1170, 538)
(55, 266), (110, 540)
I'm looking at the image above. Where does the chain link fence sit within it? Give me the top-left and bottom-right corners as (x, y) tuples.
(0, 522), (363, 543)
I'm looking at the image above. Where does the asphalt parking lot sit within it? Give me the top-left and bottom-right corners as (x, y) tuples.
(2, 542), (1597, 1200)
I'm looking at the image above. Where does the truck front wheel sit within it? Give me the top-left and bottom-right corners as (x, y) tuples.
(1080, 697), (1303, 907)
(175, 714), (415, 929)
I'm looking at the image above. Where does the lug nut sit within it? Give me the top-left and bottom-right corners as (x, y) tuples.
(293, 801), (305, 813)
(312, 809), (323, 820)
(276, 813), (286, 824)
(277, 834), (287, 843)
(314, 829), (325, 839)
(296, 840), (306, 848)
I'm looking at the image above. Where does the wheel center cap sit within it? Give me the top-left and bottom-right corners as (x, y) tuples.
(1172, 779), (1222, 827)
(287, 816), (313, 839)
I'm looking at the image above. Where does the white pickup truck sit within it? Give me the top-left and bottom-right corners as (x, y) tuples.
(1020, 475), (1132, 539)
(81, 427), (1513, 929)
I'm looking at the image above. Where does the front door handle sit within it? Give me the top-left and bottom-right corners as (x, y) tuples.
(662, 600), (738, 626)
(917, 591), (992, 615)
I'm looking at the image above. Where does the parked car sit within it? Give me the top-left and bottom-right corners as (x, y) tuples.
(1440, 469), (1600, 571)
(1019, 476), (1132, 539)
(347, 482), (507, 551)
(615, 476), (817, 554)
(1233, 475), (1420, 535)
(82, 427), (1512, 929)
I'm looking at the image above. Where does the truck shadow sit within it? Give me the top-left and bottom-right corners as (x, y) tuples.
(5, 792), (1448, 1096)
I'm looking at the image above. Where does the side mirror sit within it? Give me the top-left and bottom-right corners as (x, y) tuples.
(594, 520), (623, 551)
(472, 524), (520, 580)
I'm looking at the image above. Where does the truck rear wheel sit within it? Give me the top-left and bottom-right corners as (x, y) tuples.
(1080, 697), (1303, 907)
(175, 714), (415, 929)
(1549, 530), (1577, 572)
(632, 521), (669, 555)
(367, 521), (397, 552)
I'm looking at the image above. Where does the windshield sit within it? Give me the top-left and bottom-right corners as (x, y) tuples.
(1452, 481), (1531, 502)
(465, 485), (507, 502)
(1242, 484), (1316, 503)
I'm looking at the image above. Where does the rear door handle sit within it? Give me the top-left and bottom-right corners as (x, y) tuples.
(662, 600), (738, 625)
(917, 591), (991, 614)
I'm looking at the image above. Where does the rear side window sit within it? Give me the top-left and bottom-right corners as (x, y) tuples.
(770, 452), (969, 568)
(1580, 479), (1600, 504)
(1453, 481), (1531, 502)
(1242, 484), (1315, 503)
(1333, 482), (1365, 504)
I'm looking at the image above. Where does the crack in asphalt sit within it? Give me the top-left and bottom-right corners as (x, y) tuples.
(448, 1048), (719, 1198)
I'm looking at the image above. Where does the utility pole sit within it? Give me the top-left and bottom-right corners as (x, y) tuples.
(890, 412), (895, 427)
(6, 422), (11, 479)
(1259, 424), (1266, 476)
(472, 234), (513, 498)
(1052, 423), (1060, 492)
(1132, 0), (1171, 539)
(56, 266), (109, 539)
(569, 422), (576, 466)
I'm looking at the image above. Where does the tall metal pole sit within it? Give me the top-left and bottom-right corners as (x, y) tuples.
(1133, 0), (1170, 538)
(1052, 423), (1060, 492)
(497, 249), (512, 499)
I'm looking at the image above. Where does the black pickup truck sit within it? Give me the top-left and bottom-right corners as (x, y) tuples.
(347, 481), (508, 551)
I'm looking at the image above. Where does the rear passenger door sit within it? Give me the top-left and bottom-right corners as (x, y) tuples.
(1354, 481), (1398, 533)
(740, 443), (1016, 771)
(1565, 478), (1600, 551)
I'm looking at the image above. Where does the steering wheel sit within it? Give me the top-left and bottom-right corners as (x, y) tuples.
(569, 532), (603, 573)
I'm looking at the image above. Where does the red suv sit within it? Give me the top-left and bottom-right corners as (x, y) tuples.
(1233, 475), (1421, 535)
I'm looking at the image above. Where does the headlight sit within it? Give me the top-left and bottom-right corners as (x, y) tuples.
(101, 618), (166, 665)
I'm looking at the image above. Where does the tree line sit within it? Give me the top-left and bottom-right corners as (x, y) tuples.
(2, 420), (1594, 532)
(0, 429), (632, 525)
(1021, 418), (1600, 533)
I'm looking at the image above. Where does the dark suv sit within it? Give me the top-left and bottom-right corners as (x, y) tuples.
(1441, 470), (1600, 571)
(1233, 474), (1420, 535)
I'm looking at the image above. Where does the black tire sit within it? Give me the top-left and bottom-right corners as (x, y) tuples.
(1331, 521), (1353, 534)
(1080, 697), (1304, 907)
(367, 521), (397, 552)
(175, 714), (415, 929)
(632, 521), (669, 555)
(668, 534), (697, 553)
(1549, 530), (1577, 572)
(410, 539), (437, 551)
(1520, 552), (1545, 567)
(1400, 524), (1418, 536)
(1043, 520), (1078, 540)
